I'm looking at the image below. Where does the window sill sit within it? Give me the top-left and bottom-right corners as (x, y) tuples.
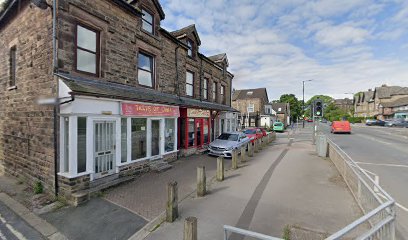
(140, 29), (160, 41)
(7, 86), (17, 91)
(57, 171), (91, 179)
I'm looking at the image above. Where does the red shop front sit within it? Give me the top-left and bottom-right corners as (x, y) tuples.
(178, 108), (211, 151)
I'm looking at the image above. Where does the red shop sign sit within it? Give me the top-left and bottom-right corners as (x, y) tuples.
(121, 103), (180, 117)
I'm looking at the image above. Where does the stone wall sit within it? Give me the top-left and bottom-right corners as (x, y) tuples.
(0, 1), (56, 192)
(232, 99), (262, 114)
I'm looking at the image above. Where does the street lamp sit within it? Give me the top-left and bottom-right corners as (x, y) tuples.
(302, 79), (313, 128)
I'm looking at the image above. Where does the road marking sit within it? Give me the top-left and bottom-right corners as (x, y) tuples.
(377, 192), (408, 213)
(0, 213), (27, 240)
(0, 229), (8, 240)
(355, 162), (408, 168)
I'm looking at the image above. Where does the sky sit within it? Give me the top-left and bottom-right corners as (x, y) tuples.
(160, 0), (408, 101)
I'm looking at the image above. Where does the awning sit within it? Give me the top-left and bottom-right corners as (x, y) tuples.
(58, 73), (238, 112)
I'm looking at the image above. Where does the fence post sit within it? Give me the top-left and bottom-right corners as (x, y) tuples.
(254, 140), (259, 153)
(197, 166), (206, 197)
(166, 181), (178, 222)
(258, 138), (263, 150)
(216, 156), (224, 181)
(248, 142), (254, 157)
(232, 149), (238, 170)
(184, 217), (197, 240)
(240, 146), (246, 162)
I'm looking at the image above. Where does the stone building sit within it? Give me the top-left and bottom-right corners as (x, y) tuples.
(0, 0), (236, 201)
(334, 98), (353, 114)
(354, 85), (408, 119)
(271, 103), (291, 127)
(232, 88), (269, 128)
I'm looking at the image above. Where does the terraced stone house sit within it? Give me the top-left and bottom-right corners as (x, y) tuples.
(0, 0), (236, 201)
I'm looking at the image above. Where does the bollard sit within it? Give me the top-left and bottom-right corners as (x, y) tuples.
(197, 166), (206, 197)
(262, 137), (267, 147)
(240, 146), (246, 162)
(184, 217), (197, 240)
(248, 142), (254, 157)
(232, 149), (238, 169)
(254, 139), (259, 153)
(216, 156), (224, 181)
(166, 181), (178, 222)
(258, 138), (263, 150)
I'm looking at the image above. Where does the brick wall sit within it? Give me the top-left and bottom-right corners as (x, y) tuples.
(0, 1), (55, 192)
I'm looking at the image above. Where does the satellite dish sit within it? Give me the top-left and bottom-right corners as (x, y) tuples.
(31, 0), (48, 9)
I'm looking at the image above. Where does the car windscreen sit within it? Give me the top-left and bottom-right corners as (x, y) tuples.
(243, 129), (256, 134)
(217, 133), (238, 141)
(274, 122), (283, 126)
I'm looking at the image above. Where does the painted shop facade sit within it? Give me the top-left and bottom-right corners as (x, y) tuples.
(0, 0), (237, 200)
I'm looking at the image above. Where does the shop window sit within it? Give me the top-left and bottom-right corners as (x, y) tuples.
(165, 118), (175, 152)
(121, 118), (127, 163)
(203, 78), (208, 100)
(77, 117), (87, 173)
(188, 119), (195, 147)
(142, 9), (154, 34)
(131, 118), (147, 160)
(204, 119), (209, 143)
(186, 71), (194, 97)
(226, 119), (231, 132)
(75, 24), (99, 75)
(138, 52), (154, 88)
(62, 117), (69, 173)
(9, 46), (16, 87)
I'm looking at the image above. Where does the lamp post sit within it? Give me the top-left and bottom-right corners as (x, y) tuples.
(302, 80), (313, 128)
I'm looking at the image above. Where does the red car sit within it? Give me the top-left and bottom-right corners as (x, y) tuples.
(257, 127), (268, 137)
(331, 121), (351, 134)
(243, 128), (263, 143)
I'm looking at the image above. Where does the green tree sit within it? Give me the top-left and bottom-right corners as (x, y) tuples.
(277, 94), (302, 122)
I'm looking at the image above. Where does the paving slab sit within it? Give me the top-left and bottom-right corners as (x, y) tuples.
(42, 198), (147, 240)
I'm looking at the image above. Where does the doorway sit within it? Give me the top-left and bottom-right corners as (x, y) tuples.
(94, 120), (116, 179)
(151, 119), (161, 157)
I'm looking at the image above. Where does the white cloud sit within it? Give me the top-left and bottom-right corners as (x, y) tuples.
(160, 0), (408, 101)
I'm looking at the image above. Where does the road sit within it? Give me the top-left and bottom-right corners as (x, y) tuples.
(319, 122), (408, 239)
(0, 201), (44, 240)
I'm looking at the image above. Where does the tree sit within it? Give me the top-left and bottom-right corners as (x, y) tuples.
(277, 94), (302, 122)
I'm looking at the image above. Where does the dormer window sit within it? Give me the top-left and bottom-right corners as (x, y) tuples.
(142, 9), (154, 34)
(187, 39), (193, 57)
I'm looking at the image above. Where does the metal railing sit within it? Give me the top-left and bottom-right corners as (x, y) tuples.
(222, 134), (396, 240)
(325, 137), (396, 239)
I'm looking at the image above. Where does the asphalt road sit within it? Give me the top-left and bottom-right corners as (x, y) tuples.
(319, 122), (408, 239)
(0, 201), (44, 240)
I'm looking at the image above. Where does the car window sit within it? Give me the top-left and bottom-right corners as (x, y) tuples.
(218, 133), (238, 141)
(243, 129), (256, 134)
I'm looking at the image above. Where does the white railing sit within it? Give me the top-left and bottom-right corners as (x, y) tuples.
(222, 134), (396, 240)
(325, 137), (396, 239)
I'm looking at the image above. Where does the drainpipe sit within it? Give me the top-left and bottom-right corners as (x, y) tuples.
(199, 57), (203, 101)
(52, 0), (59, 197)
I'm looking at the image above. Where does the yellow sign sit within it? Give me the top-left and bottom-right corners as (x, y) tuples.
(187, 108), (210, 118)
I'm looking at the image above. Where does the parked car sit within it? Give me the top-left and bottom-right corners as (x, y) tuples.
(307, 119), (313, 122)
(208, 132), (250, 158)
(385, 118), (408, 127)
(243, 128), (263, 143)
(273, 122), (285, 132)
(331, 121), (351, 134)
(321, 119), (327, 123)
(366, 119), (386, 126)
(257, 127), (268, 136)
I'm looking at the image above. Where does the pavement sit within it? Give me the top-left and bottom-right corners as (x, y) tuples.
(320, 122), (408, 239)
(141, 127), (363, 240)
(0, 125), (365, 240)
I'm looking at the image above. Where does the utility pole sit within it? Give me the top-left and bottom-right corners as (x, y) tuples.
(302, 80), (312, 128)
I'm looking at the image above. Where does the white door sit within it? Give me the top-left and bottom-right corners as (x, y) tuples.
(94, 121), (116, 178)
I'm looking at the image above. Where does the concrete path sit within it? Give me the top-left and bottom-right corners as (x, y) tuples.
(143, 129), (363, 240)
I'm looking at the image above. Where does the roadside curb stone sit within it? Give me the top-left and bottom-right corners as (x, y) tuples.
(0, 192), (68, 240)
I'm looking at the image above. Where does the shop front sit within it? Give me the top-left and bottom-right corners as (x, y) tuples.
(58, 93), (179, 186)
(178, 108), (211, 155)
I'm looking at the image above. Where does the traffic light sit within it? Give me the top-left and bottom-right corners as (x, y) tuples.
(314, 99), (323, 117)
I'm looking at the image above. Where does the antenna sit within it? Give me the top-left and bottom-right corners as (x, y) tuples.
(31, 0), (48, 10)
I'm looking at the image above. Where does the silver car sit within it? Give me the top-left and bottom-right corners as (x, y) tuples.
(208, 132), (251, 158)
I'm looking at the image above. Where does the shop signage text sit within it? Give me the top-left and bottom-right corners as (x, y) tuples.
(187, 108), (210, 118)
(121, 103), (180, 117)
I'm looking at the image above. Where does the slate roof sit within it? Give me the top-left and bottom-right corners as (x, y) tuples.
(334, 98), (353, 105)
(380, 97), (408, 108)
(232, 88), (269, 102)
(58, 73), (237, 112)
(170, 24), (201, 45)
(271, 103), (289, 114)
(208, 53), (226, 62)
(375, 86), (408, 99)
